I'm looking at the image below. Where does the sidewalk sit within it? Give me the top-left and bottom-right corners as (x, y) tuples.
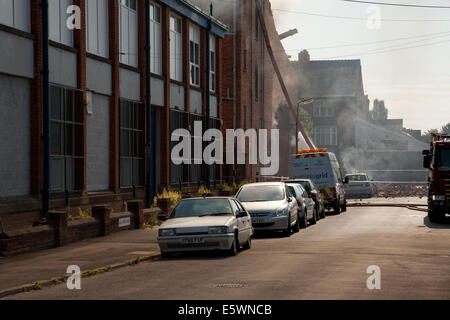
(0, 227), (160, 295)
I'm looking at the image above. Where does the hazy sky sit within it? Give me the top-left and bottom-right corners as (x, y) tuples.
(270, 0), (450, 132)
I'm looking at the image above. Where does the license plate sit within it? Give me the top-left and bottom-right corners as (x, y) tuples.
(252, 217), (266, 224)
(180, 237), (205, 244)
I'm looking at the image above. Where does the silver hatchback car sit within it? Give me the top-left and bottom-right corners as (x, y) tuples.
(236, 182), (299, 236)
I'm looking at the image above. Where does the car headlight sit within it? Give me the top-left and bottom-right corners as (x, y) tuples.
(159, 228), (176, 237)
(273, 207), (288, 217)
(432, 195), (445, 201)
(208, 226), (228, 234)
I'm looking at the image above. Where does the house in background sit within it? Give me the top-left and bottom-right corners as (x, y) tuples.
(293, 50), (370, 171)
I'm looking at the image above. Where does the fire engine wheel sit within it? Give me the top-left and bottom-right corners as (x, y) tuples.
(428, 210), (444, 223)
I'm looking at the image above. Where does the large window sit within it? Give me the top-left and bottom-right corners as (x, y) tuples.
(86, 0), (109, 58)
(170, 110), (189, 185)
(210, 35), (216, 92)
(170, 15), (183, 81)
(120, 100), (144, 187)
(119, 0), (138, 67)
(0, 0), (30, 32)
(49, 0), (73, 46)
(50, 86), (84, 192)
(313, 102), (332, 118)
(150, 2), (162, 75)
(189, 25), (200, 86)
(314, 126), (338, 146)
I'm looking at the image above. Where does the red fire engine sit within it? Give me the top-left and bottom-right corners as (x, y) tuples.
(423, 133), (450, 222)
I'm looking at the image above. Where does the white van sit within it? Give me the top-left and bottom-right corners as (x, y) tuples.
(289, 151), (346, 214)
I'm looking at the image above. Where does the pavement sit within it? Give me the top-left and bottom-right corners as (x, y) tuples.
(347, 196), (427, 206)
(5, 204), (450, 300)
(0, 227), (160, 296)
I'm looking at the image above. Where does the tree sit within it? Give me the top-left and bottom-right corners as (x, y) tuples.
(369, 99), (388, 124)
(274, 103), (313, 138)
(441, 123), (450, 134)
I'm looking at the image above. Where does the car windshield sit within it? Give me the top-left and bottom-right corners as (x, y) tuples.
(237, 185), (285, 202)
(347, 175), (368, 181)
(298, 182), (312, 192)
(437, 148), (450, 168)
(169, 199), (233, 219)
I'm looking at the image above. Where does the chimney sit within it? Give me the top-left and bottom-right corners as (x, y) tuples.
(298, 50), (310, 67)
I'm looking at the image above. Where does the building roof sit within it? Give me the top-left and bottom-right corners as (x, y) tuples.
(294, 59), (365, 99)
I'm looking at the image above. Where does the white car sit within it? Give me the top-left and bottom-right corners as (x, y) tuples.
(344, 173), (373, 199)
(158, 197), (253, 257)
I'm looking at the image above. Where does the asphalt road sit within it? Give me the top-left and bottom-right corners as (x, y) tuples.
(8, 206), (450, 300)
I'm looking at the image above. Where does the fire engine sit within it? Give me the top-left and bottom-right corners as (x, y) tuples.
(423, 133), (450, 222)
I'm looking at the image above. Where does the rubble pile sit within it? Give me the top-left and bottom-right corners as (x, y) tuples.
(372, 184), (428, 198)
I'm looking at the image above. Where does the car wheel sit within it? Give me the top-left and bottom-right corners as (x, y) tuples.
(310, 207), (317, 225)
(292, 213), (300, 233)
(243, 235), (252, 250)
(321, 207), (326, 219)
(161, 251), (171, 259)
(283, 216), (291, 237)
(316, 206), (321, 221)
(300, 210), (308, 229)
(228, 234), (239, 256)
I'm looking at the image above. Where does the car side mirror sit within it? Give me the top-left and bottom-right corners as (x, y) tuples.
(288, 197), (293, 203)
(237, 211), (247, 218)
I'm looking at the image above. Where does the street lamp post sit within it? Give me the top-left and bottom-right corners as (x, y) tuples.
(296, 98), (314, 152)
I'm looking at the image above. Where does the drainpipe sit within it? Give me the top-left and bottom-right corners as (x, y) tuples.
(145, 0), (153, 207)
(232, 0), (237, 185)
(42, 0), (50, 216)
(205, 4), (212, 189)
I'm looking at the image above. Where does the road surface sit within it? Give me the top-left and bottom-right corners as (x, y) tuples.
(7, 206), (450, 300)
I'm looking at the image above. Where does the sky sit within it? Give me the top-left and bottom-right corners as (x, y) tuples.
(270, 0), (450, 132)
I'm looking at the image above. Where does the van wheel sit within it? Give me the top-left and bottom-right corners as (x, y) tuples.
(341, 202), (347, 212)
(334, 201), (341, 215)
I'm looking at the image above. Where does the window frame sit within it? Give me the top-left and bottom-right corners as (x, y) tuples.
(169, 14), (183, 82)
(150, 2), (162, 75)
(210, 35), (216, 92)
(189, 24), (200, 87)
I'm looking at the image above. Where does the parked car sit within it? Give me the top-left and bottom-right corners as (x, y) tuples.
(344, 173), (373, 199)
(236, 182), (299, 236)
(157, 197), (253, 257)
(285, 179), (326, 219)
(286, 183), (317, 228)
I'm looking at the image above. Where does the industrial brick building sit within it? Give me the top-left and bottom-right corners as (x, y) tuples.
(0, 0), (227, 253)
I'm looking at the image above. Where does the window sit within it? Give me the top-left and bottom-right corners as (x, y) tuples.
(49, 0), (73, 46)
(120, 100), (144, 187)
(150, 2), (162, 75)
(170, 15), (183, 81)
(313, 102), (332, 118)
(170, 110), (189, 184)
(314, 126), (338, 146)
(119, 0), (138, 67)
(210, 35), (216, 92)
(189, 25), (200, 86)
(50, 86), (84, 192)
(0, 0), (30, 32)
(86, 0), (109, 58)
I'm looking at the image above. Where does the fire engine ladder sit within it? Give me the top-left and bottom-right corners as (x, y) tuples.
(256, 1), (315, 149)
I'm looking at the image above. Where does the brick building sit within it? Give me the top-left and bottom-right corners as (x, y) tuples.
(194, 0), (299, 182)
(0, 0), (227, 253)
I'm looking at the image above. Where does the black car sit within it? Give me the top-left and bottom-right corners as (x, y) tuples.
(284, 179), (326, 219)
